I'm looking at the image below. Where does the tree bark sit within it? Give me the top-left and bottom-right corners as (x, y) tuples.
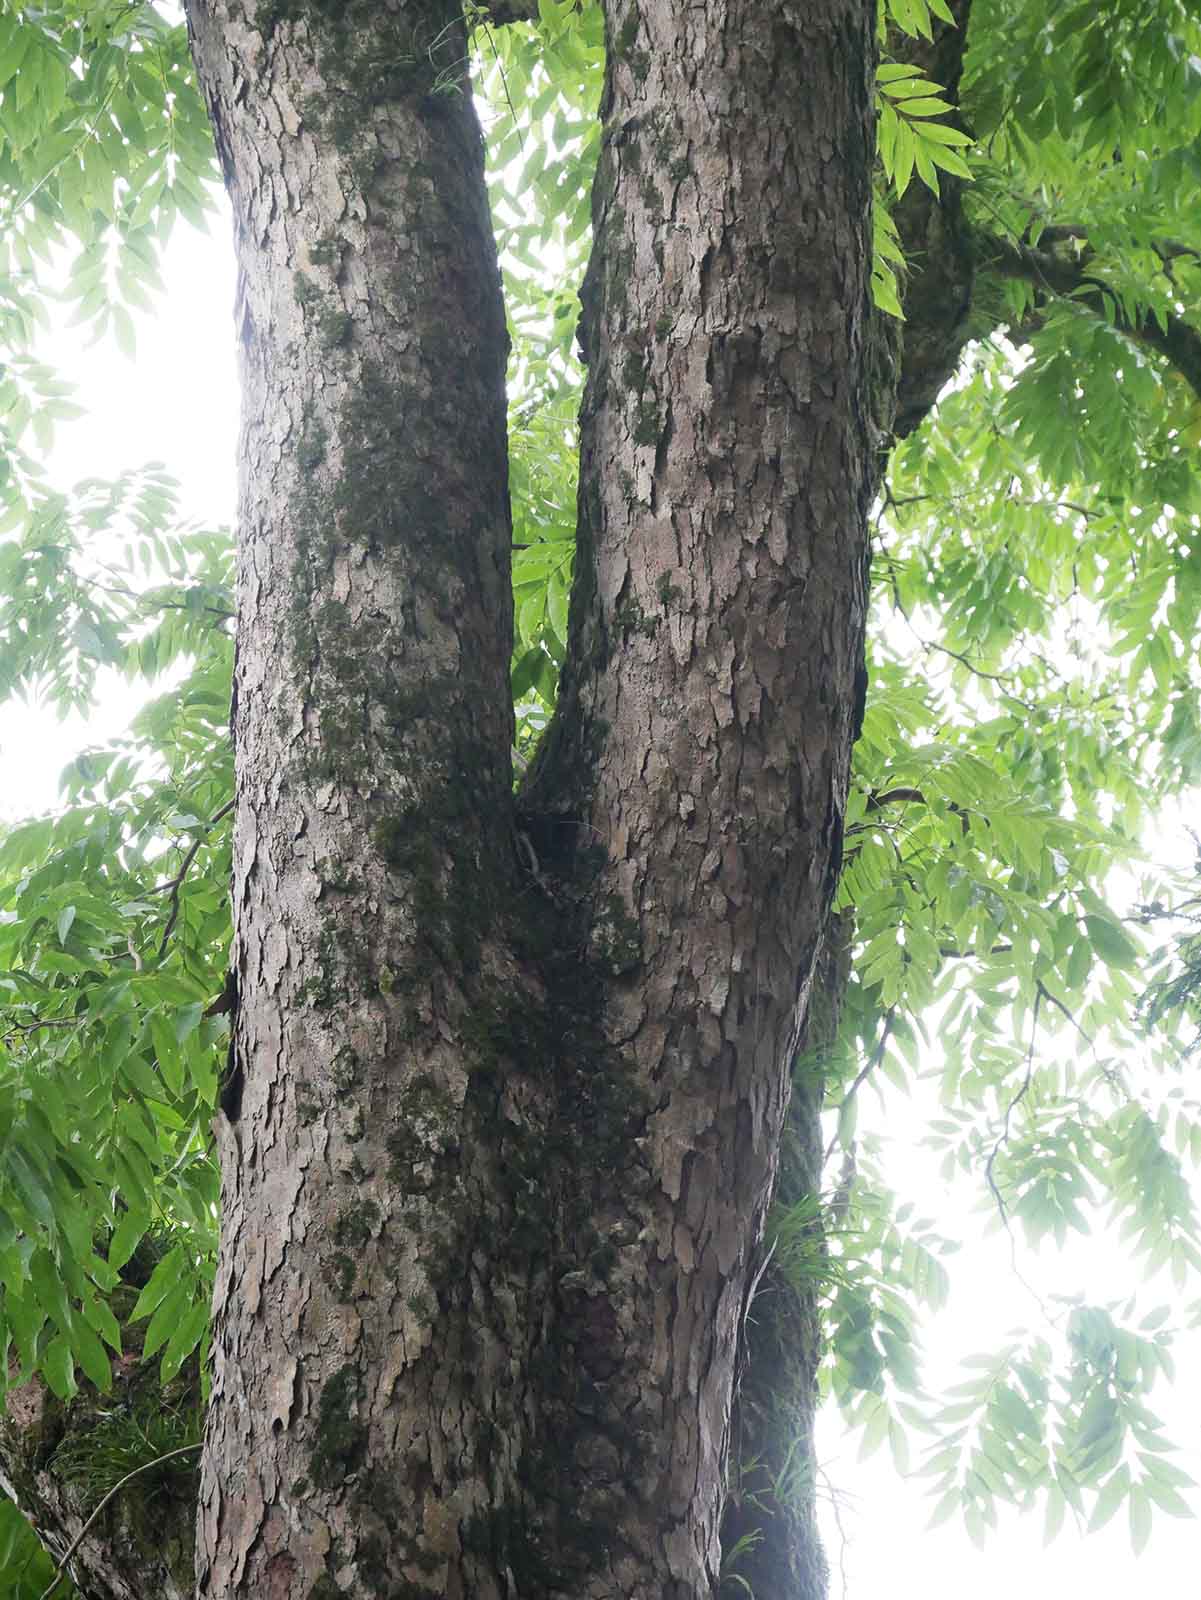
(718, 914), (853, 1600)
(517, 5), (877, 1591)
(180, 2), (876, 1596)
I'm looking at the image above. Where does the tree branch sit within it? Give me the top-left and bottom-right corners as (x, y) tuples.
(983, 985), (1041, 1225)
(824, 1007), (897, 1164)
(890, 0), (977, 438)
(886, 0), (1201, 435)
(0, 1015), (78, 1045)
(152, 798), (234, 959)
(980, 231), (1201, 403)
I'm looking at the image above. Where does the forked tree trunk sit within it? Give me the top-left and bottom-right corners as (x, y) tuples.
(183, 2), (876, 1596)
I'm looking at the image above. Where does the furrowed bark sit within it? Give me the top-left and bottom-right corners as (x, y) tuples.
(183, 0), (876, 1595)
(183, 5), (521, 1596)
(522, 1), (877, 1591)
(718, 915), (854, 1600)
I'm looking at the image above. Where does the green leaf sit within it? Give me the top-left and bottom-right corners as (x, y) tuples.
(28, 1246), (72, 1333)
(41, 1332), (77, 1400)
(1043, 1483), (1066, 1545)
(1083, 914), (1141, 971)
(143, 1279), (193, 1360)
(69, 1314), (112, 1391)
(1088, 1464), (1130, 1532)
(1140, 1476), (1194, 1518)
(108, 1207), (148, 1272)
(128, 1244), (187, 1323)
(80, 1291), (122, 1354)
(174, 1000), (205, 1042)
(159, 1295), (208, 1383)
(1128, 1485), (1153, 1555)
(6, 1145), (57, 1230)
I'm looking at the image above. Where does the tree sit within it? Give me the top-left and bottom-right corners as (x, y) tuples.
(182, 0), (880, 1594)
(0, 1), (1199, 1598)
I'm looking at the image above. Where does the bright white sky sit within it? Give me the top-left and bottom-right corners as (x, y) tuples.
(3, 195), (1199, 1594)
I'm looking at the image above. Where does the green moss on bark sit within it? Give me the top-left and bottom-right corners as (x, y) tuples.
(310, 1365), (367, 1489)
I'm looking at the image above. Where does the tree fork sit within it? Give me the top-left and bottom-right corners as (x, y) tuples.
(184, 1), (877, 1596)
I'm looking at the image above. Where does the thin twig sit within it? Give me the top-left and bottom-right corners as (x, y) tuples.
(924, 639), (1013, 686)
(468, 4), (525, 154)
(816, 1463), (855, 1600)
(1, 1016), (79, 1045)
(980, 990), (1059, 1320)
(88, 579), (234, 624)
(983, 985), (1041, 1226)
(38, 1443), (202, 1600)
(825, 1008), (896, 1165)
(155, 798), (235, 959)
(938, 942), (1014, 959)
(1035, 977), (1095, 1051)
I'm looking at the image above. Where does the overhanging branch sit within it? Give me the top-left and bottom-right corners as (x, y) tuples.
(980, 231), (1201, 403)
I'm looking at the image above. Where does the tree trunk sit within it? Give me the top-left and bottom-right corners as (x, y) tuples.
(718, 914), (853, 1600)
(182, 2), (876, 1596)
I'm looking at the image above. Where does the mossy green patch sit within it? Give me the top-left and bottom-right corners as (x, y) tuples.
(296, 410), (329, 475)
(333, 1197), (380, 1250)
(590, 891), (643, 976)
(614, 6), (640, 59)
(310, 1364), (368, 1488)
(386, 1073), (459, 1193)
(319, 307), (353, 349)
(633, 400), (661, 446)
(621, 347), (648, 392)
(328, 1250), (357, 1300)
(614, 596), (656, 640)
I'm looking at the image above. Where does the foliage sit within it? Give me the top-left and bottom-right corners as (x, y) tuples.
(0, 0), (1198, 1576)
(0, 1496), (68, 1600)
(49, 1393), (200, 1521)
(0, 491), (230, 1405)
